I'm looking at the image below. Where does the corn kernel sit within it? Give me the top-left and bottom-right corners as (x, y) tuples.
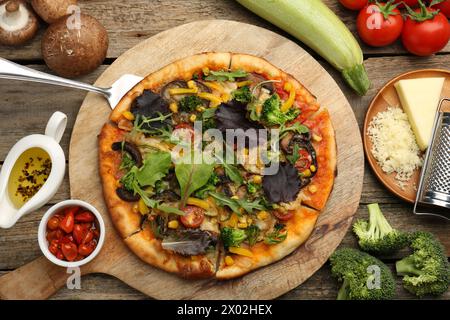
(309, 185), (318, 194)
(196, 106), (206, 112)
(312, 134), (323, 142)
(237, 223), (248, 229)
(187, 80), (197, 89)
(252, 175), (262, 184)
(238, 216), (247, 223)
(189, 114), (197, 122)
(310, 165), (317, 172)
(122, 111), (135, 121)
(138, 198), (149, 215)
(169, 102), (178, 113)
(302, 169), (311, 178)
(231, 195), (239, 200)
(247, 218), (253, 224)
(225, 255), (234, 266)
(257, 211), (269, 220)
(202, 67), (210, 76)
(168, 220), (179, 229)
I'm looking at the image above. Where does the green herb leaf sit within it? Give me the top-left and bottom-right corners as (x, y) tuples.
(119, 152), (135, 171)
(194, 173), (220, 199)
(279, 122), (309, 139)
(135, 151), (172, 187)
(209, 192), (267, 215)
(205, 70), (248, 82)
(286, 144), (300, 164)
(175, 153), (215, 208)
(216, 152), (244, 186)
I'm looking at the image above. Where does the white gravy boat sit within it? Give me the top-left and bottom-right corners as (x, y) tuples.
(0, 112), (67, 228)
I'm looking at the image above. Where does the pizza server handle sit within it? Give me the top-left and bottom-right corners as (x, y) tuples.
(0, 256), (89, 300)
(0, 57), (111, 101)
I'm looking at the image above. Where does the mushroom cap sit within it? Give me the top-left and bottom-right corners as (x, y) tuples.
(0, 0), (39, 46)
(31, 0), (77, 24)
(42, 13), (108, 78)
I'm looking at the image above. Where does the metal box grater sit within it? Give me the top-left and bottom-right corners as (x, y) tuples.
(414, 98), (450, 220)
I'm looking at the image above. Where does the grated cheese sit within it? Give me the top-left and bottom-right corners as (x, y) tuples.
(367, 107), (423, 189)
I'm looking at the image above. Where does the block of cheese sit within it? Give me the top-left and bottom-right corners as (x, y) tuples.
(394, 77), (444, 151)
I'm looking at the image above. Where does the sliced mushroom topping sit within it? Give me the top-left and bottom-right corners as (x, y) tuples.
(160, 80), (188, 102)
(116, 187), (140, 202)
(246, 73), (275, 96)
(112, 141), (143, 167)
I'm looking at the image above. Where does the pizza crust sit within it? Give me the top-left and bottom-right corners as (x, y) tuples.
(216, 206), (319, 279)
(125, 223), (217, 279)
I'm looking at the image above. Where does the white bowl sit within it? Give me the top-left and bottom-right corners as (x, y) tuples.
(38, 199), (105, 268)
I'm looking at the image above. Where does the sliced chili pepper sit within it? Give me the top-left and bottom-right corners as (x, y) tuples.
(59, 210), (75, 233)
(61, 243), (78, 261)
(75, 211), (95, 223)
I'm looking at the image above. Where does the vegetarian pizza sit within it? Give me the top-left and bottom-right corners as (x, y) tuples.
(98, 53), (336, 279)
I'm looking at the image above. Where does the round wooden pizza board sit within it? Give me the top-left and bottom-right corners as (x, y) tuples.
(0, 20), (364, 300)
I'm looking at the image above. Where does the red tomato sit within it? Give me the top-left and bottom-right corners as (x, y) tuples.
(47, 216), (60, 230)
(59, 209), (75, 233)
(72, 224), (86, 244)
(294, 149), (312, 172)
(61, 243), (78, 261)
(339, 0), (368, 10)
(431, 0), (450, 18)
(357, 3), (404, 47)
(60, 235), (74, 244)
(78, 241), (96, 256)
(402, 8), (450, 56)
(82, 230), (94, 244)
(394, 0), (419, 7)
(273, 210), (294, 221)
(75, 211), (95, 222)
(56, 250), (65, 261)
(180, 206), (205, 228)
(48, 240), (59, 255)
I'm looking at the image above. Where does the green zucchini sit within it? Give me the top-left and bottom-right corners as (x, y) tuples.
(236, 0), (370, 96)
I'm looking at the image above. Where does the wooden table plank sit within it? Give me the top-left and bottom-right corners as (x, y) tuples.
(0, 0), (448, 61)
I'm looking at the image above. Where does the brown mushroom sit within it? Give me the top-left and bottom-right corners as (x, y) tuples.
(0, 0), (38, 46)
(41, 13), (108, 78)
(31, 0), (77, 24)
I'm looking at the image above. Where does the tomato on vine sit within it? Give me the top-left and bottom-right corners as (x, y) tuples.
(357, 0), (404, 47)
(402, 0), (450, 56)
(339, 0), (368, 11)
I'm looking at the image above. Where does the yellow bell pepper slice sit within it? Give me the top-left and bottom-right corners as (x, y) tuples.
(229, 247), (253, 257)
(169, 88), (198, 95)
(198, 92), (222, 107)
(187, 197), (210, 210)
(281, 82), (296, 113)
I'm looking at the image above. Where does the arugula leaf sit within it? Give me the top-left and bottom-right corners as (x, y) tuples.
(194, 173), (220, 199)
(119, 152), (135, 171)
(175, 153), (215, 208)
(135, 151), (172, 187)
(215, 152), (244, 186)
(279, 122), (309, 139)
(209, 192), (267, 215)
(286, 144), (300, 164)
(205, 70), (248, 82)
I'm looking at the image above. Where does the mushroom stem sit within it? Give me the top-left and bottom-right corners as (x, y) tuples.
(5, 1), (19, 13)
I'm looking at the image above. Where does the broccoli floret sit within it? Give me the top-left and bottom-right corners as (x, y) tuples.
(330, 248), (396, 300)
(221, 227), (247, 248)
(246, 181), (261, 194)
(353, 203), (408, 254)
(245, 225), (260, 246)
(232, 86), (253, 104)
(261, 94), (299, 126)
(179, 95), (204, 112)
(396, 231), (449, 297)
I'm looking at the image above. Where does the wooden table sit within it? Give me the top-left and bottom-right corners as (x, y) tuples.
(0, 0), (448, 300)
